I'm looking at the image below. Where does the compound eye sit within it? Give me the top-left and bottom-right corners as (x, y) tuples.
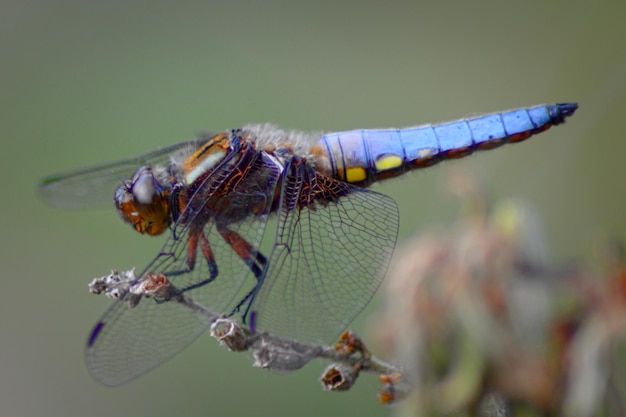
(132, 173), (160, 205)
(114, 167), (171, 236)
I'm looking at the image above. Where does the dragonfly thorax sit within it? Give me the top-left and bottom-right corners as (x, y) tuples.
(114, 166), (172, 236)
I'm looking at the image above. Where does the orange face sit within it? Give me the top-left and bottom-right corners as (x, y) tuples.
(114, 166), (171, 236)
(114, 133), (235, 237)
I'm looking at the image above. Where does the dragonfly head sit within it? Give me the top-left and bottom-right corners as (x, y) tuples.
(115, 166), (172, 236)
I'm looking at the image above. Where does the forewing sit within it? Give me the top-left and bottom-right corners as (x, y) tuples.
(39, 137), (214, 209)
(155, 149), (283, 311)
(85, 293), (211, 386)
(251, 162), (399, 343)
(85, 150), (283, 384)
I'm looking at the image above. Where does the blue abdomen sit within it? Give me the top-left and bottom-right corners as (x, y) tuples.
(316, 103), (578, 185)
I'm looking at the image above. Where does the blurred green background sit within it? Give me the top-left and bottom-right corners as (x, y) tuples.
(1, 1), (625, 416)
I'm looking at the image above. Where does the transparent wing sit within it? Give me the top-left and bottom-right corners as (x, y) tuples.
(85, 149), (283, 385)
(251, 161), (399, 343)
(84, 292), (212, 386)
(155, 147), (283, 310)
(39, 135), (216, 209)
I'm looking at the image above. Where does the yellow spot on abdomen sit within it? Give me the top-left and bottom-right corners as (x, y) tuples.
(375, 154), (402, 172)
(346, 166), (367, 183)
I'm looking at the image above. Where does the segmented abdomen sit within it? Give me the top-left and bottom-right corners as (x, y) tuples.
(315, 103), (578, 185)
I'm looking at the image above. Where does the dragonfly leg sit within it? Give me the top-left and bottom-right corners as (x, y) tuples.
(158, 225), (268, 311)
(218, 227), (268, 320)
(230, 281), (263, 323)
(163, 227), (219, 294)
(219, 228), (267, 278)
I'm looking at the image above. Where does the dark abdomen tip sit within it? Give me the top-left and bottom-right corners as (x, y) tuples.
(550, 102), (579, 124)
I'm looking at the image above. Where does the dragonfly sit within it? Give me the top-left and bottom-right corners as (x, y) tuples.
(40, 103), (578, 386)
